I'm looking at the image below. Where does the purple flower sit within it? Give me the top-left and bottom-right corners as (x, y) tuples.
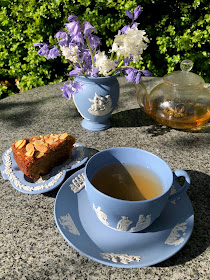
(83, 64), (92, 76)
(134, 6), (142, 20)
(90, 66), (99, 77)
(61, 83), (72, 100)
(72, 80), (82, 92)
(55, 30), (67, 39)
(126, 10), (133, 20)
(37, 43), (49, 56)
(69, 68), (83, 76)
(135, 71), (141, 84)
(81, 49), (93, 73)
(87, 34), (101, 49)
(124, 68), (135, 83)
(124, 68), (149, 84)
(55, 31), (68, 46)
(65, 21), (81, 36)
(131, 22), (139, 29)
(82, 48), (91, 60)
(143, 70), (152, 77)
(34, 43), (60, 59)
(58, 38), (69, 47)
(61, 80), (82, 100)
(46, 46), (60, 59)
(84, 22), (96, 36)
(33, 43), (43, 47)
(121, 25), (129, 34)
(123, 56), (132, 66)
(74, 62), (82, 69)
(71, 31), (84, 45)
(68, 14), (79, 22)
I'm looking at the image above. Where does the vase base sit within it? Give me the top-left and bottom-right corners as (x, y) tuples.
(81, 119), (110, 131)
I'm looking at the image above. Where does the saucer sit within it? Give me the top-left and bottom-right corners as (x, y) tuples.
(54, 168), (194, 268)
(0, 143), (88, 194)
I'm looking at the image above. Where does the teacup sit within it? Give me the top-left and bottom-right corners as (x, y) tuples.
(85, 147), (190, 232)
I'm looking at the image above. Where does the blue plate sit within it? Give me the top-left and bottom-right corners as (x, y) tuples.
(0, 143), (88, 194)
(54, 168), (194, 268)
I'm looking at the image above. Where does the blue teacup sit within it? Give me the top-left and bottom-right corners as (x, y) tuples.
(85, 147), (190, 232)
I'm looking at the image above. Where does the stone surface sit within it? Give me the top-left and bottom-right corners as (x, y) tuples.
(0, 77), (209, 279)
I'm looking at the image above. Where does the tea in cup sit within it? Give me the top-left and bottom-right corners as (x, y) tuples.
(85, 147), (190, 232)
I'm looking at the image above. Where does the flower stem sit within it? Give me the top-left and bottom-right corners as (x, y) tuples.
(85, 36), (95, 67)
(73, 51), (83, 70)
(106, 60), (124, 76)
(121, 65), (135, 70)
(117, 60), (124, 68)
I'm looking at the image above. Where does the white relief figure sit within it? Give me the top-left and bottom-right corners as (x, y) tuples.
(165, 222), (187, 246)
(170, 185), (182, 204)
(88, 93), (112, 116)
(93, 204), (109, 226)
(129, 214), (151, 232)
(59, 213), (80, 236)
(100, 253), (141, 264)
(69, 173), (85, 193)
(117, 216), (133, 232)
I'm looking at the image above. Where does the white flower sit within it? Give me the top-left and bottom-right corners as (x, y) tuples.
(60, 45), (79, 63)
(111, 27), (149, 62)
(95, 51), (116, 76)
(111, 42), (118, 52)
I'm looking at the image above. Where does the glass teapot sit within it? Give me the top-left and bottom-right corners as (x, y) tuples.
(136, 60), (210, 129)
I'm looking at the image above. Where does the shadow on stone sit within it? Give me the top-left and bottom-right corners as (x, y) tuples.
(144, 124), (172, 136)
(110, 108), (155, 127)
(111, 108), (172, 136)
(154, 170), (210, 267)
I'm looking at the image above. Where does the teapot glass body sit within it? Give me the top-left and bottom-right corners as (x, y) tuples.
(136, 60), (210, 129)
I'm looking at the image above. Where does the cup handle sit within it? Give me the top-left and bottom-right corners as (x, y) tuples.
(168, 170), (190, 202)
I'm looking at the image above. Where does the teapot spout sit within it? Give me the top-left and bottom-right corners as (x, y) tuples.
(135, 82), (151, 113)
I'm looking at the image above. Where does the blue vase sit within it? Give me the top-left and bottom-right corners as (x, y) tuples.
(73, 74), (119, 131)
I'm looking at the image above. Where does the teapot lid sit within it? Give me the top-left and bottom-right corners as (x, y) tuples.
(163, 60), (204, 87)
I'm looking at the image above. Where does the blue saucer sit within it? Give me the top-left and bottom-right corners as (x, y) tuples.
(0, 143), (88, 194)
(54, 168), (194, 268)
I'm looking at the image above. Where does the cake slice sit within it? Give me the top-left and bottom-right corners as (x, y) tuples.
(12, 133), (75, 179)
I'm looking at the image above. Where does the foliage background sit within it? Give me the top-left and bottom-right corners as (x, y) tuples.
(0, 0), (209, 99)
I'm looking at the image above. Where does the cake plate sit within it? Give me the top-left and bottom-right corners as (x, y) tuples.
(0, 143), (88, 194)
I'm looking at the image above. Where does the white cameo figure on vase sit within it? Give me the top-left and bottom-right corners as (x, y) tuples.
(88, 93), (112, 116)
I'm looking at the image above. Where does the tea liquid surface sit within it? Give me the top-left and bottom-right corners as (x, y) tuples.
(91, 163), (163, 201)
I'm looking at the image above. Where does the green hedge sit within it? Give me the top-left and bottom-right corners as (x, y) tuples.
(0, 0), (209, 99)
